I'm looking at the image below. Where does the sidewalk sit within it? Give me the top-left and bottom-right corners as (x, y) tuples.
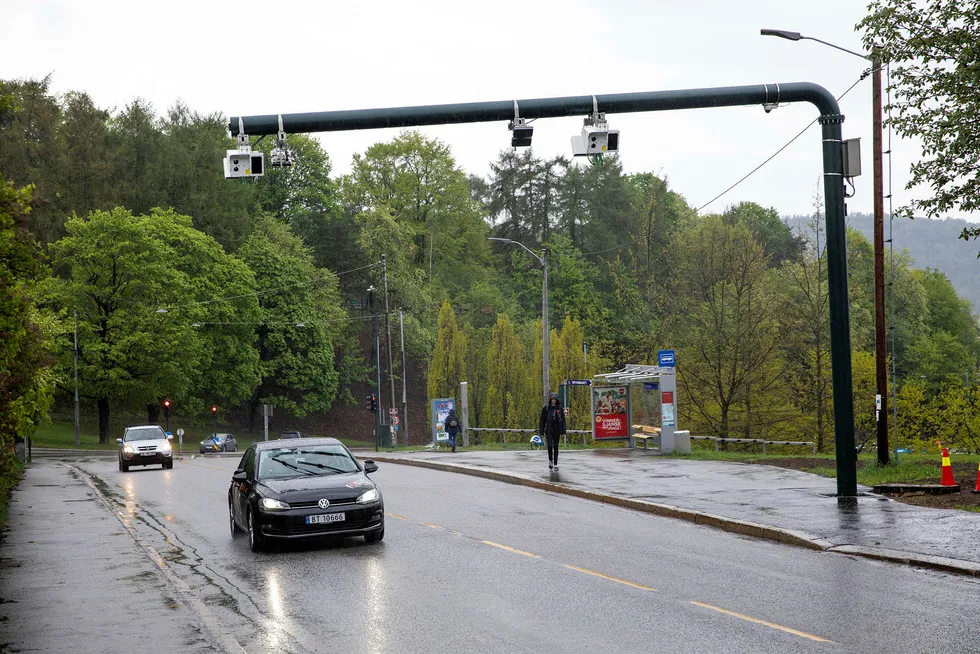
(370, 448), (980, 575)
(0, 461), (217, 653)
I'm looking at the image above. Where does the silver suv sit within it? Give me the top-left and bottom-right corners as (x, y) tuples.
(117, 425), (174, 472)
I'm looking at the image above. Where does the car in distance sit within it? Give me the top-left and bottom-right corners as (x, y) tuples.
(117, 425), (174, 472)
(228, 438), (384, 552)
(278, 431), (303, 440)
(200, 433), (238, 453)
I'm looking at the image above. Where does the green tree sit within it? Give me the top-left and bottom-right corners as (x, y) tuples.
(43, 207), (201, 442)
(722, 201), (801, 266)
(427, 301), (466, 402)
(238, 218), (344, 428)
(859, 1), (980, 232)
(484, 314), (531, 428)
(0, 179), (58, 462)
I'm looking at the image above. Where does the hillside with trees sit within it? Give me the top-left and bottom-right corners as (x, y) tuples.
(2, 75), (979, 458)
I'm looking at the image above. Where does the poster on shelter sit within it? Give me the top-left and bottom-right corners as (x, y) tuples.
(592, 386), (629, 439)
(431, 398), (455, 442)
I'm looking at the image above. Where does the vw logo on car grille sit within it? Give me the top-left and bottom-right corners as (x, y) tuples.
(317, 498), (330, 509)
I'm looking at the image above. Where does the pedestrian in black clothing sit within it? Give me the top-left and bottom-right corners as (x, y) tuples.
(539, 392), (566, 471)
(445, 409), (461, 453)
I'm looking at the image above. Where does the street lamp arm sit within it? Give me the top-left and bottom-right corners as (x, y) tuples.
(800, 36), (871, 62)
(487, 237), (545, 266)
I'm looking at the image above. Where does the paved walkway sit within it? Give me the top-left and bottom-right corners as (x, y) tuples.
(0, 461), (218, 653)
(371, 448), (980, 573)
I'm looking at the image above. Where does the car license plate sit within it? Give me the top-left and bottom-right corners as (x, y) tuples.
(306, 513), (345, 525)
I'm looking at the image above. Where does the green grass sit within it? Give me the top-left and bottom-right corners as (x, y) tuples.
(0, 460), (24, 529)
(676, 448), (837, 463)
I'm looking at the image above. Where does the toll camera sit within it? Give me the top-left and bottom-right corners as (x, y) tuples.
(571, 112), (619, 157)
(223, 149), (265, 178)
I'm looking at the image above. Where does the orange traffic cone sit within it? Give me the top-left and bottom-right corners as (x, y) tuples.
(939, 446), (956, 487)
(971, 462), (980, 495)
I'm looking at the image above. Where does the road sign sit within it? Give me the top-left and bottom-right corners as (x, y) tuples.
(176, 428), (185, 437)
(567, 379), (591, 386)
(658, 350), (675, 367)
(643, 382), (659, 391)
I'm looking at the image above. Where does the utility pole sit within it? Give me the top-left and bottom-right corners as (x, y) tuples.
(872, 55), (890, 465)
(400, 308), (408, 447)
(542, 247), (550, 405)
(73, 306), (80, 448)
(382, 255), (396, 429)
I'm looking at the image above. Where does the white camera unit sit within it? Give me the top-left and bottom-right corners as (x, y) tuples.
(571, 112), (619, 157)
(223, 149), (265, 178)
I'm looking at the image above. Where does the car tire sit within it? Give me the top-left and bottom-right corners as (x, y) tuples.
(365, 527), (385, 544)
(247, 508), (264, 552)
(120, 460), (129, 473)
(164, 459), (174, 470)
(229, 497), (241, 538)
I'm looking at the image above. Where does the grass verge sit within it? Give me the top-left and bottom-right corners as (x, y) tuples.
(0, 459), (25, 532)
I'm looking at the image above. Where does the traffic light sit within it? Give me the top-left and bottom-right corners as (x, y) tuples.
(162, 399), (171, 414)
(366, 394), (377, 412)
(211, 405), (218, 414)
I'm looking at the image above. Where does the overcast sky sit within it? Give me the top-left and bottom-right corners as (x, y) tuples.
(2, 0), (976, 222)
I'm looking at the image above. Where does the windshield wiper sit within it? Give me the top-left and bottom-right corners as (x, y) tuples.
(296, 460), (348, 474)
(269, 456), (315, 476)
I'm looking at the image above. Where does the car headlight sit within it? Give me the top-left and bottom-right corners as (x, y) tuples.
(356, 488), (379, 504)
(259, 497), (290, 511)
(160, 442), (172, 454)
(123, 445), (136, 455)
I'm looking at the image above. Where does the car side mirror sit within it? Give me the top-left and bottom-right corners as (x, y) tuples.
(364, 460), (378, 474)
(116, 439), (123, 445)
(232, 470), (247, 482)
(167, 433), (173, 440)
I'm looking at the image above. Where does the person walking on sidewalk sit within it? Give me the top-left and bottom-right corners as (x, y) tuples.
(539, 392), (566, 471)
(445, 408), (461, 453)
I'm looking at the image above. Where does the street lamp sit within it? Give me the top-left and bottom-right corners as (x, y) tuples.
(761, 28), (891, 467)
(489, 237), (551, 405)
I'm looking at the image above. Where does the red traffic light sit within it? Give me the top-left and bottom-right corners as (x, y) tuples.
(211, 406), (218, 414)
(163, 399), (171, 408)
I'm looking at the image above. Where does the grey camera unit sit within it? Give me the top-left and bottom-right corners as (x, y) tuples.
(223, 150), (264, 178)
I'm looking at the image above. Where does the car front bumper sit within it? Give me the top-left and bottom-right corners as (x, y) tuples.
(121, 451), (172, 465)
(257, 502), (384, 540)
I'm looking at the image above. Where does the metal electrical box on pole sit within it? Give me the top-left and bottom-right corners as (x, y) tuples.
(230, 81), (857, 496)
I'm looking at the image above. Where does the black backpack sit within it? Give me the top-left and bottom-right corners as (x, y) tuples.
(448, 417), (458, 428)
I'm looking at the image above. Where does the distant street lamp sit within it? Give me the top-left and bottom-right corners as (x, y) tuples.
(489, 237), (550, 405)
(761, 27), (891, 466)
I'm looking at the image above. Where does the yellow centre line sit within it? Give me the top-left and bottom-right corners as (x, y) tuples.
(690, 602), (835, 644)
(564, 565), (655, 591)
(385, 512), (408, 520)
(421, 523), (443, 530)
(482, 541), (540, 558)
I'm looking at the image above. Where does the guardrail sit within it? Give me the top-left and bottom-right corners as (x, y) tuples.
(467, 428), (591, 448)
(690, 435), (816, 455)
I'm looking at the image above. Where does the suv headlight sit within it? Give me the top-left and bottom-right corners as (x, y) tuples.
(123, 445), (136, 455)
(356, 488), (379, 504)
(259, 498), (290, 511)
(160, 441), (172, 454)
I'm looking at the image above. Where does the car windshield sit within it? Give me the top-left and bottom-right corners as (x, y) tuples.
(124, 426), (166, 442)
(257, 445), (359, 480)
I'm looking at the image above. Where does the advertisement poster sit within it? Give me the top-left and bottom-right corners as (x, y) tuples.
(431, 398), (455, 443)
(592, 386), (629, 440)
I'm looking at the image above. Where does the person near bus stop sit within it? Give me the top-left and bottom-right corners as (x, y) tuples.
(445, 408), (461, 453)
(539, 392), (566, 471)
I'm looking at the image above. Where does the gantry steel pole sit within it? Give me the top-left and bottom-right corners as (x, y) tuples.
(230, 82), (857, 496)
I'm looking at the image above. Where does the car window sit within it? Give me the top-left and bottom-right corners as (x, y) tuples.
(124, 426), (166, 441)
(257, 444), (358, 479)
(242, 449), (256, 478)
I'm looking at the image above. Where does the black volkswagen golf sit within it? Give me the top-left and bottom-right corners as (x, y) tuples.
(229, 438), (384, 552)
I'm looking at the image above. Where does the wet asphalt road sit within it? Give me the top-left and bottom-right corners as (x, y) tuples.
(64, 455), (980, 653)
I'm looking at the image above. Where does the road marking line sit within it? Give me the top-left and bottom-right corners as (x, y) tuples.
(181, 460), (229, 473)
(385, 512), (408, 520)
(421, 522), (443, 529)
(564, 565), (655, 591)
(690, 601), (835, 644)
(482, 541), (540, 558)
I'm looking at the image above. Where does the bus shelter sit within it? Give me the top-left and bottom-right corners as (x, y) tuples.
(591, 363), (682, 453)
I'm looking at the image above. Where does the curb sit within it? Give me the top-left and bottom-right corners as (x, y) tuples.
(370, 455), (980, 578)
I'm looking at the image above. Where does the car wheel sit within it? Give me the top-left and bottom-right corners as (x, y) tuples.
(365, 527), (385, 544)
(247, 508), (264, 552)
(121, 460), (129, 473)
(229, 497), (241, 538)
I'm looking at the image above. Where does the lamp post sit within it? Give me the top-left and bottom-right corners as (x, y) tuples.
(489, 238), (550, 405)
(761, 28), (890, 467)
